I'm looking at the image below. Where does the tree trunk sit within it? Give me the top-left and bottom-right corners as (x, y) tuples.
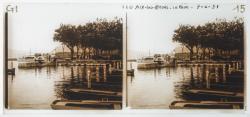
(70, 48), (74, 60)
(88, 48), (91, 59)
(208, 48), (211, 60)
(196, 46), (200, 60)
(76, 46), (79, 59)
(188, 46), (194, 61)
(202, 48), (206, 60)
(84, 47), (87, 59)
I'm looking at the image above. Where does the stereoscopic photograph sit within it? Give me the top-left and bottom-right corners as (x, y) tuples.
(4, 2), (246, 111)
(126, 3), (245, 109)
(6, 3), (123, 110)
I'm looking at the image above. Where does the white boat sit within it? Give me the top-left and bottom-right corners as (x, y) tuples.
(18, 55), (36, 63)
(35, 56), (45, 63)
(137, 56), (156, 69)
(137, 54), (173, 69)
(153, 54), (165, 63)
(18, 55), (45, 68)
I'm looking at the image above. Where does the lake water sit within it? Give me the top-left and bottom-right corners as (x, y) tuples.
(127, 62), (244, 109)
(7, 61), (122, 109)
(7, 61), (243, 109)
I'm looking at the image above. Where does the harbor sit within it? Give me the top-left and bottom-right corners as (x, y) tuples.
(126, 13), (244, 109)
(8, 60), (122, 109)
(127, 60), (244, 109)
(6, 13), (123, 109)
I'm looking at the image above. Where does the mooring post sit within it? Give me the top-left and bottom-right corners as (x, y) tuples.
(215, 65), (219, 83)
(228, 64), (232, 74)
(109, 64), (112, 74)
(117, 61), (120, 69)
(205, 65), (210, 89)
(87, 69), (91, 88)
(236, 61), (239, 71)
(103, 65), (107, 82)
(96, 66), (99, 82)
(238, 61), (242, 70)
(196, 64), (200, 80)
(222, 64), (226, 83)
(232, 62), (236, 71)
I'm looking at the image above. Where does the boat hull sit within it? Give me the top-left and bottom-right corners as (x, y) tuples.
(64, 89), (122, 100)
(137, 63), (174, 69)
(51, 100), (122, 110)
(169, 101), (243, 109)
(182, 89), (243, 101)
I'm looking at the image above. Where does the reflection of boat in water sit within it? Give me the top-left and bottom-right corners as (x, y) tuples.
(51, 100), (122, 110)
(182, 89), (243, 101)
(137, 54), (173, 69)
(64, 88), (122, 100)
(169, 101), (243, 109)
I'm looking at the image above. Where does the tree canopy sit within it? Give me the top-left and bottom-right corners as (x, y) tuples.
(53, 17), (123, 60)
(172, 18), (244, 61)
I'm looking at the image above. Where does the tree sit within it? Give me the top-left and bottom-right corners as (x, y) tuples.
(173, 18), (244, 61)
(53, 17), (122, 60)
(173, 25), (199, 60)
(54, 24), (79, 60)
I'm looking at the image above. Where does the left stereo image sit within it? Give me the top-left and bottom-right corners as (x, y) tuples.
(5, 3), (124, 110)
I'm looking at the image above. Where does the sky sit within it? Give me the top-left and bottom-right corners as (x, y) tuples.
(127, 3), (244, 59)
(8, 3), (123, 56)
(7, 3), (244, 58)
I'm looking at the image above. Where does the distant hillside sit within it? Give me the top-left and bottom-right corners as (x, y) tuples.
(127, 49), (153, 60)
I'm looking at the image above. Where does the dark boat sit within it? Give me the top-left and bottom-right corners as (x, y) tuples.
(64, 88), (122, 100)
(169, 101), (243, 109)
(182, 89), (243, 101)
(127, 69), (134, 76)
(51, 100), (122, 110)
(7, 68), (15, 75)
(59, 81), (122, 92)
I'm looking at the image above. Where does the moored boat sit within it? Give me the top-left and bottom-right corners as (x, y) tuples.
(64, 88), (122, 100)
(169, 101), (243, 109)
(137, 55), (173, 69)
(18, 55), (47, 68)
(51, 100), (122, 110)
(137, 56), (162, 69)
(182, 89), (243, 101)
(127, 69), (134, 76)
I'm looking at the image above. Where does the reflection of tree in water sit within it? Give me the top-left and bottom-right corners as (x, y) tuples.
(175, 64), (244, 101)
(174, 66), (212, 99)
(165, 68), (171, 77)
(54, 65), (122, 100)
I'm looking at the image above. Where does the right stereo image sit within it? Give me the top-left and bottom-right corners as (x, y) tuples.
(126, 3), (245, 109)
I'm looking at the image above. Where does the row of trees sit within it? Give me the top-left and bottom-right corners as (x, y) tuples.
(53, 17), (122, 60)
(173, 18), (244, 61)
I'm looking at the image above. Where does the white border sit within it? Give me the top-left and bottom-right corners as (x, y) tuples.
(0, 0), (249, 116)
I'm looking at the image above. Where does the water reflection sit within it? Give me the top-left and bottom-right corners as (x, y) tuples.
(127, 62), (244, 109)
(8, 61), (122, 109)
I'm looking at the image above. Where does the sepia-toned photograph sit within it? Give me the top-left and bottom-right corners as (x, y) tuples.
(4, 1), (247, 112)
(126, 3), (245, 109)
(6, 3), (123, 110)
